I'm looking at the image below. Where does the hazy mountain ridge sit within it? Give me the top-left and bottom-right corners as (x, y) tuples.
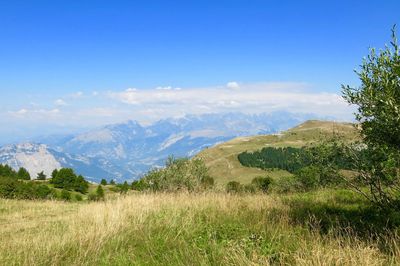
(0, 112), (321, 182)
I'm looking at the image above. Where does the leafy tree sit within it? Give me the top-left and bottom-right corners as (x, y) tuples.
(17, 167), (31, 180)
(342, 27), (400, 208)
(100, 179), (107, 186)
(50, 168), (89, 194)
(51, 169), (59, 179)
(74, 175), (89, 194)
(37, 171), (46, 180)
(142, 157), (213, 192)
(0, 164), (17, 179)
(96, 185), (105, 200)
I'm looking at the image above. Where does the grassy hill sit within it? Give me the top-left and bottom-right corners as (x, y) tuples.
(196, 120), (359, 186)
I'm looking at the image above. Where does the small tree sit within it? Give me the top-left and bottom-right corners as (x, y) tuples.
(100, 179), (107, 186)
(36, 171), (46, 180)
(342, 26), (400, 209)
(96, 185), (105, 200)
(51, 169), (59, 179)
(110, 179), (116, 185)
(17, 167), (31, 180)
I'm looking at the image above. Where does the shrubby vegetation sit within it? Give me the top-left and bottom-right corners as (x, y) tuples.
(340, 27), (400, 210)
(0, 176), (56, 200)
(138, 157), (214, 192)
(50, 168), (89, 194)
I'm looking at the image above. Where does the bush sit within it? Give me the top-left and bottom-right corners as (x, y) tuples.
(75, 194), (83, 201)
(294, 166), (321, 191)
(251, 176), (273, 193)
(100, 179), (107, 186)
(131, 179), (147, 191)
(226, 181), (243, 193)
(96, 185), (105, 200)
(0, 176), (54, 200)
(60, 189), (71, 201)
(142, 157), (213, 192)
(273, 176), (302, 193)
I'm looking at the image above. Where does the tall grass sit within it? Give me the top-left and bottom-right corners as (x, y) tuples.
(0, 192), (399, 265)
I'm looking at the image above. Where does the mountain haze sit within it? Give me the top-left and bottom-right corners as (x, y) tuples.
(0, 112), (323, 181)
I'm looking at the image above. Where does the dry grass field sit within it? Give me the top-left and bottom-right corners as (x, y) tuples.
(1, 190), (399, 265)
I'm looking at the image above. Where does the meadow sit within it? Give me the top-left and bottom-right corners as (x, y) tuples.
(1, 189), (399, 265)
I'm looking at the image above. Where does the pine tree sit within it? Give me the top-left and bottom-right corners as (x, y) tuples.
(17, 167), (31, 180)
(36, 171), (46, 180)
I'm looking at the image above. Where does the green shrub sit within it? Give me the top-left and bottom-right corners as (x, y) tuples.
(75, 194), (83, 201)
(96, 185), (105, 200)
(294, 166), (321, 191)
(100, 179), (107, 186)
(60, 189), (71, 201)
(226, 181), (243, 193)
(131, 179), (147, 191)
(273, 176), (302, 193)
(88, 193), (98, 201)
(142, 157), (213, 192)
(251, 176), (273, 193)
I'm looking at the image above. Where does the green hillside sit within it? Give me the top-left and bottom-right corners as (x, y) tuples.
(196, 120), (359, 186)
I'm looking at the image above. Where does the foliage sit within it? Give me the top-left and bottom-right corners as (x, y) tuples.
(342, 27), (400, 209)
(0, 176), (56, 200)
(50, 168), (89, 194)
(238, 146), (353, 174)
(100, 179), (107, 186)
(141, 157), (214, 192)
(96, 185), (105, 199)
(119, 181), (129, 194)
(238, 147), (309, 172)
(51, 169), (59, 179)
(131, 179), (147, 191)
(36, 171), (46, 180)
(75, 194), (83, 201)
(109, 179), (116, 185)
(226, 181), (242, 193)
(294, 166), (320, 191)
(251, 176), (273, 193)
(60, 189), (71, 201)
(17, 167), (31, 180)
(0, 164), (17, 179)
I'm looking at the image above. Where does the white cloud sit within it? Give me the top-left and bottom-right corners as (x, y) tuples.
(107, 82), (352, 121)
(226, 81), (240, 90)
(54, 99), (67, 106)
(9, 108), (60, 118)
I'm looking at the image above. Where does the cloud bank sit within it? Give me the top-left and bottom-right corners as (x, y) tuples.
(1, 81), (354, 143)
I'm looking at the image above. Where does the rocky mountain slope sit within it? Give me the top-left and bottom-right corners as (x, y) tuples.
(0, 112), (320, 182)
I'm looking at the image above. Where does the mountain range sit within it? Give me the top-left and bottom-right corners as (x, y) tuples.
(0, 112), (322, 182)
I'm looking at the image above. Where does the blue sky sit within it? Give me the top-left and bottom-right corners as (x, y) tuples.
(0, 0), (399, 142)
